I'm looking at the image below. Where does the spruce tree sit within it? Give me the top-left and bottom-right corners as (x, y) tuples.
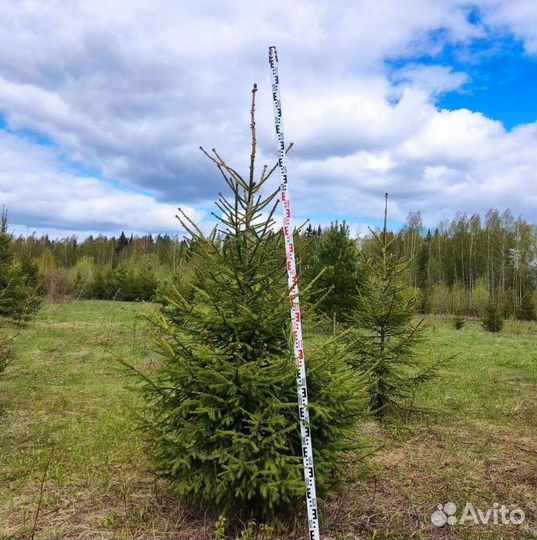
(347, 194), (435, 421)
(132, 86), (368, 522)
(482, 300), (504, 332)
(516, 291), (536, 321)
(0, 210), (38, 379)
(0, 210), (41, 321)
(302, 222), (362, 323)
(115, 231), (129, 253)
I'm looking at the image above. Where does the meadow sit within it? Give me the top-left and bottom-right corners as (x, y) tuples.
(0, 300), (535, 539)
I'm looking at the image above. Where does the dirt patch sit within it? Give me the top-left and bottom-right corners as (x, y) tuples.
(322, 422), (536, 539)
(35, 320), (98, 329)
(139, 358), (163, 375)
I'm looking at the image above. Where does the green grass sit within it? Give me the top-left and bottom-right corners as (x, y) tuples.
(0, 301), (535, 539)
(327, 318), (537, 539)
(0, 301), (169, 539)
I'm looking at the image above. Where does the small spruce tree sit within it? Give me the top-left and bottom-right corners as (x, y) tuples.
(516, 291), (536, 321)
(482, 300), (504, 332)
(452, 313), (465, 330)
(0, 210), (41, 321)
(302, 222), (362, 323)
(115, 231), (129, 254)
(347, 194), (437, 421)
(0, 211), (38, 380)
(132, 86), (369, 521)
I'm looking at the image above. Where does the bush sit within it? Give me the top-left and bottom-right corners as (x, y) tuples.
(0, 312), (14, 378)
(73, 256), (98, 297)
(482, 301), (503, 333)
(516, 292), (536, 321)
(450, 282), (466, 315)
(41, 268), (76, 302)
(427, 283), (450, 314)
(470, 278), (489, 317)
(452, 314), (465, 330)
(80, 260), (158, 301)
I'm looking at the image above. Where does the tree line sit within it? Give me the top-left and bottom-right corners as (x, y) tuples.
(6, 206), (537, 320)
(393, 209), (537, 319)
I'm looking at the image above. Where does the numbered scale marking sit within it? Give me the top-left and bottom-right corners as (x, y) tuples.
(268, 46), (320, 540)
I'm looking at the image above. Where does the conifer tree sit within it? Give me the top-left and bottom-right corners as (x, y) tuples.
(0, 298), (13, 378)
(115, 231), (129, 253)
(516, 291), (536, 321)
(347, 194), (436, 420)
(0, 210), (38, 379)
(302, 222), (362, 323)
(0, 210), (41, 321)
(482, 300), (504, 332)
(132, 86), (368, 522)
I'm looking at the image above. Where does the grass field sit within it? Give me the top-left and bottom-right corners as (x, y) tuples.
(0, 300), (535, 539)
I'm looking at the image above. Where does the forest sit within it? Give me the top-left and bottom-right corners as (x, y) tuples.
(7, 207), (537, 320)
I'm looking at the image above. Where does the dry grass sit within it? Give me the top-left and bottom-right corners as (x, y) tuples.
(322, 422), (536, 539)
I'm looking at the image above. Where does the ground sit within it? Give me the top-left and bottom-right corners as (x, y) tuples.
(0, 300), (535, 539)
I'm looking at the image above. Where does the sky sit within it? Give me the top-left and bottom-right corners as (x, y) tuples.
(0, 0), (536, 238)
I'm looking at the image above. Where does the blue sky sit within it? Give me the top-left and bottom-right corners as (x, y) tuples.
(439, 38), (537, 128)
(0, 1), (535, 237)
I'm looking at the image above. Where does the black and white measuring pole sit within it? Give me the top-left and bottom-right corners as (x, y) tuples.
(268, 46), (320, 540)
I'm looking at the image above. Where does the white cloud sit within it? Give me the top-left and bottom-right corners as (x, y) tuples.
(477, 0), (537, 53)
(396, 108), (506, 163)
(392, 64), (469, 95)
(0, 0), (535, 234)
(0, 132), (203, 235)
(290, 109), (537, 225)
